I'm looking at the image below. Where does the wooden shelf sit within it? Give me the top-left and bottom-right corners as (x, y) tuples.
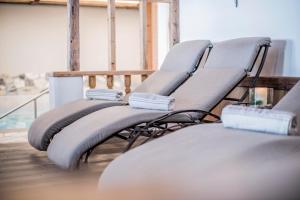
(239, 76), (300, 90)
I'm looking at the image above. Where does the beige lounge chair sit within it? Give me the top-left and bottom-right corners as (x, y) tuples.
(28, 40), (211, 151)
(100, 81), (300, 200)
(46, 37), (271, 170)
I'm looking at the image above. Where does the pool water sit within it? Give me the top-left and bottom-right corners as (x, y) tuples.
(0, 114), (34, 130)
(0, 95), (50, 130)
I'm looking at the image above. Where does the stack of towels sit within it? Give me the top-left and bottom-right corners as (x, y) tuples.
(129, 93), (175, 111)
(86, 89), (123, 101)
(222, 105), (298, 135)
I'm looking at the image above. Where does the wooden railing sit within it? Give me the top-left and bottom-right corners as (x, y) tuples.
(48, 70), (155, 94)
(49, 72), (300, 104)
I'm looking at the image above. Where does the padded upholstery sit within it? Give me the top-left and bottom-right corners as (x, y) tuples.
(129, 70), (189, 97)
(133, 40), (211, 96)
(47, 68), (247, 169)
(47, 37), (271, 169)
(171, 68), (246, 111)
(47, 106), (166, 169)
(205, 37), (271, 71)
(273, 81), (300, 135)
(28, 40), (211, 151)
(28, 100), (126, 150)
(99, 123), (300, 199)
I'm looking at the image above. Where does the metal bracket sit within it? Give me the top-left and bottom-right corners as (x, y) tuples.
(235, 0), (239, 8)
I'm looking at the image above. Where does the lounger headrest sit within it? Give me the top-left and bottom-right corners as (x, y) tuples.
(131, 40), (211, 96)
(205, 37), (271, 71)
(273, 81), (300, 136)
(160, 40), (211, 72)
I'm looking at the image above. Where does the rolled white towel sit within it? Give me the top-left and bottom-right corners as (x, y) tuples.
(86, 89), (123, 101)
(222, 105), (298, 135)
(129, 93), (175, 111)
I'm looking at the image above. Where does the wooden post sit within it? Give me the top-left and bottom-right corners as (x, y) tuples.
(169, 0), (180, 47)
(67, 0), (80, 71)
(124, 75), (132, 94)
(141, 74), (148, 82)
(88, 76), (96, 88)
(139, 0), (148, 70)
(108, 0), (116, 71)
(106, 75), (114, 89)
(146, 1), (158, 70)
(150, 2), (158, 70)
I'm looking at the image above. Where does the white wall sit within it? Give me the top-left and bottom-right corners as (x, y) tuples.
(0, 4), (140, 75)
(180, 0), (300, 76)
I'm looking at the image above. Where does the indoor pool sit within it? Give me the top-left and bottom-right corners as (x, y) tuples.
(0, 95), (49, 130)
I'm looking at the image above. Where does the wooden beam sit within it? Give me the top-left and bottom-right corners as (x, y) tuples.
(169, 0), (180, 47)
(67, 0), (80, 71)
(0, 0), (170, 7)
(48, 70), (155, 77)
(139, 0), (148, 70)
(150, 2), (158, 70)
(107, 0), (116, 71)
(146, 1), (153, 70)
(0, 0), (140, 8)
(146, 1), (158, 70)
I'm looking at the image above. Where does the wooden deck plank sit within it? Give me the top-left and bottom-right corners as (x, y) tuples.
(0, 138), (126, 198)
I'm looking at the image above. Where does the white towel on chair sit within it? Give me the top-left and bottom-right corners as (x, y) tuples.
(221, 105), (298, 135)
(86, 89), (123, 101)
(129, 93), (175, 111)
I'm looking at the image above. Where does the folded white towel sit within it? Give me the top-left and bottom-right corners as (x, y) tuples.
(86, 89), (123, 101)
(129, 93), (175, 111)
(222, 105), (298, 135)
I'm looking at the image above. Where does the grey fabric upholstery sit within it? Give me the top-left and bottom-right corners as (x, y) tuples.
(205, 37), (271, 71)
(28, 100), (126, 151)
(47, 106), (167, 169)
(47, 68), (247, 169)
(28, 40), (211, 151)
(47, 37), (271, 169)
(171, 68), (246, 111)
(273, 81), (300, 135)
(99, 123), (300, 199)
(130, 70), (189, 97)
(133, 40), (211, 96)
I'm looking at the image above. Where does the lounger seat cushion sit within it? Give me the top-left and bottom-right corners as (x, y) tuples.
(47, 68), (247, 169)
(205, 37), (271, 71)
(273, 81), (300, 135)
(100, 123), (300, 199)
(47, 106), (169, 169)
(28, 40), (211, 151)
(47, 37), (271, 170)
(28, 99), (126, 151)
(131, 70), (190, 97)
(171, 68), (246, 111)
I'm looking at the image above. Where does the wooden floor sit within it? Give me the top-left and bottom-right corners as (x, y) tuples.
(0, 137), (127, 199)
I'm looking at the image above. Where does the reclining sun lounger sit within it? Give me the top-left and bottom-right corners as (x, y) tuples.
(28, 40), (211, 151)
(47, 37), (271, 170)
(99, 82), (300, 200)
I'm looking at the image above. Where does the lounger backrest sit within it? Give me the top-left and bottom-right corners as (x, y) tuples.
(131, 40), (211, 96)
(273, 81), (300, 135)
(205, 37), (271, 71)
(171, 37), (271, 111)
